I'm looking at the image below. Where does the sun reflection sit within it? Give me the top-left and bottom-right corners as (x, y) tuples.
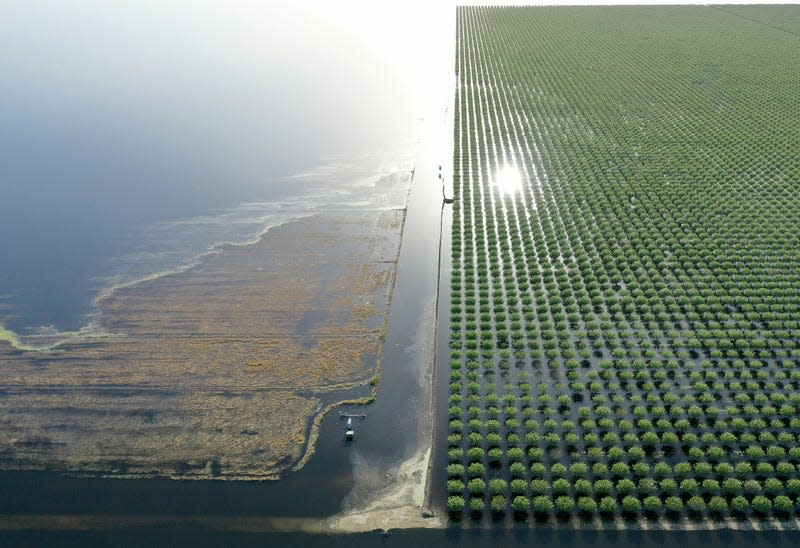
(494, 165), (522, 195)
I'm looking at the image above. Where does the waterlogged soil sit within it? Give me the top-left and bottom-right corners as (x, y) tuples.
(0, 175), (410, 479)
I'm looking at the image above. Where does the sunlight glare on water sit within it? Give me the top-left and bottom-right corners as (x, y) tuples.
(494, 165), (523, 195)
(0, 0), (455, 334)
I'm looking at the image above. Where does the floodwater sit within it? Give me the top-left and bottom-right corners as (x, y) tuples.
(0, 0), (456, 540)
(0, 0), (451, 337)
(2, 1), (798, 546)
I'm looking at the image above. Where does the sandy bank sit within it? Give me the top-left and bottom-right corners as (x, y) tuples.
(328, 448), (442, 532)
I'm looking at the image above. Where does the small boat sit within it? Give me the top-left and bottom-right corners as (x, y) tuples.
(340, 411), (365, 441)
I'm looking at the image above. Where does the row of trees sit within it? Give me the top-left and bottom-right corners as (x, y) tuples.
(447, 492), (798, 519)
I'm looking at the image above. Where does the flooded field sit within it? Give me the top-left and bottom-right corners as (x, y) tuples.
(444, 3), (799, 528)
(4, 1), (799, 547)
(0, 124), (449, 534)
(0, 173), (410, 478)
(0, 0), (450, 542)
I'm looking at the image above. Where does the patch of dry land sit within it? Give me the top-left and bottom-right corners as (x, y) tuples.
(0, 174), (410, 479)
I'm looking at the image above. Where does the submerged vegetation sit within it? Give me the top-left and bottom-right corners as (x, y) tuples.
(446, 6), (799, 524)
(0, 206), (408, 479)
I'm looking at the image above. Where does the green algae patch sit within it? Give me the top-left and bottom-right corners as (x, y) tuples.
(0, 324), (34, 351)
